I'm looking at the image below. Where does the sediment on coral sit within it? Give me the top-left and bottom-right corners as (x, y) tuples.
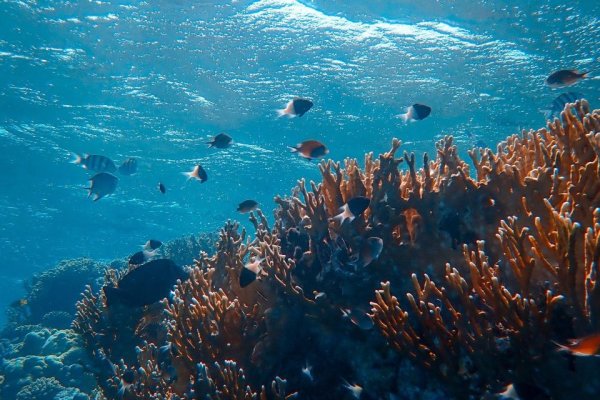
(72, 101), (600, 399)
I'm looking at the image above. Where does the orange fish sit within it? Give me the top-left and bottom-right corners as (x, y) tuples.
(555, 332), (600, 356)
(289, 140), (329, 160)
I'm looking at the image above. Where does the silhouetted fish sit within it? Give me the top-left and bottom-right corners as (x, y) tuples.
(129, 251), (148, 266)
(359, 237), (383, 267)
(118, 158), (138, 175)
(545, 92), (585, 119)
(103, 259), (188, 307)
(278, 97), (313, 117)
(399, 103), (431, 122)
(143, 239), (162, 251)
(545, 70), (588, 88)
(208, 133), (232, 148)
(183, 164), (208, 183)
(72, 154), (117, 173)
(158, 182), (166, 194)
(237, 200), (259, 213)
(332, 196), (370, 224)
(239, 258), (264, 288)
(290, 140), (329, 160)
(87, 172), (118, 201)
(498, 382), (551, 400)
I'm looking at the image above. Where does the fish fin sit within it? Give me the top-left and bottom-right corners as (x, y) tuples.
(93, 194), (103, 201)
(181, 171), (195, 181)
(206, 141), (214, 148)
(288, 146), (298, 153)
(581, 71), (589, 78)
(398, 109), (413, 123)
(71, 153), (83, 165)
(277, 108), (289, 117)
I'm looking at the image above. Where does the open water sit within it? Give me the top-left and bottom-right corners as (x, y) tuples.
(1, 0), (599, 328)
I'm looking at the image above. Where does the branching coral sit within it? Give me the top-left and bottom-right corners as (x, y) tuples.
(371, 101), (600, 396)
(72, 101), (600, 399)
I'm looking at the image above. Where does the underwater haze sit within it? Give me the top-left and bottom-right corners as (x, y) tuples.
(2, 0), (600, 399)
(3, 0), (599, 304)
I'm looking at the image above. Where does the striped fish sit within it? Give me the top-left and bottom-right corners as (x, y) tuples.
(118, 157), (138, 175)
(546, 92), (584, 119)
(72, 153), (117, 173)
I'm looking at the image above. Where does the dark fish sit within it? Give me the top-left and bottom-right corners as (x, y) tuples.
(359, 237), (383, 267)
(72, 154), (117, 173)
(103, 259), (188, 307)
(237, 200), (259, 213)
(87, 172), (118, 201)
(555, 332), (600, 356)
(332, 196), (370, 224)
(545, 69), (588, 88)
(158, 182), (166, 194)
(545, 92), (585, 119)
(498, 382), (551, 400)
(143, 239), (162, 251)
(239, 258), (263, 288)
(208, 133), (232, 148)
(290, 140), (329, 160)
(278, 97), (313, 117)
(129, 251), (147, 266)
(400, 103), (432, 122)
(118, 157), (138, 175)
(183, 164), (208, 183)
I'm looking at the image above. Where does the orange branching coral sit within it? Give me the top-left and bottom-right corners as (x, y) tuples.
(371, 101), (600, 396)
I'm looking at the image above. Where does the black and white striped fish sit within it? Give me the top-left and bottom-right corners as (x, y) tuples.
(118, 157), (138, 175)
(72, 154), (117, 173)
(545, 92), (585, 119)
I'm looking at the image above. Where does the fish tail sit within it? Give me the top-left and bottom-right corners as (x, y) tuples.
(277, 108), (289, 117)
(288, 146), (298, 153)
(181, 171), (195, 181)
(581, 71), (590, 78)
(398, 112), (410, 123)
(206, 141), (214, 148)
(71, 153), (83, 165)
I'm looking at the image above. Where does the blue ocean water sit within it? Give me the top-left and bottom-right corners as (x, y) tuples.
(1, 0), (599, 323)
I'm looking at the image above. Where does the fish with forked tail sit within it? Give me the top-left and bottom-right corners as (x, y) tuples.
(331, 196), (370, 225)
(545, 69), (588, 88)
(183, 164), (208, 183)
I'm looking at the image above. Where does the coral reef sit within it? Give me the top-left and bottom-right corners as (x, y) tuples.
(0, 325), (99, 400)
(70, 101), (600, 399)
(5, 258), (105, 331)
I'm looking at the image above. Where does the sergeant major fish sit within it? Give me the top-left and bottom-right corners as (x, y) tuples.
(72, 154), (117, 173)
(278, 97), (313, 117)
(118, 157), (138, 175)
(544, 92), (585, 120)
(87, 172), (118, 201)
